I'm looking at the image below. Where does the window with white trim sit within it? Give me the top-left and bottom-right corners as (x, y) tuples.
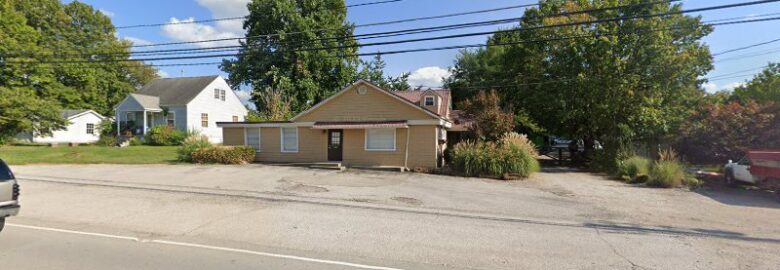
(214, 89), (220, 99)
(365, 128), (396, 151)
(166, 112), (175, 127)
(126, 112), (136, 122)
(245, 128), (261, 151)
(86, 123), (95, 135)
(201, 113), (209, 127)
(280, 127), (298, 152)
(220, 89), (226, 101)
(424, 96), (435, 106)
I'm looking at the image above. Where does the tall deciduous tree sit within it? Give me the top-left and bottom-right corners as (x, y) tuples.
(222, 0), (359, 113)
(733, 63), (780, 104)
(0, 0), (158, 142)
(446, 0), (712, 163)
(356, 54), (411, 91)
(0, 1), (65, 141)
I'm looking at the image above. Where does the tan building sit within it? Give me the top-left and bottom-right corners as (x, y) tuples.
(218, 80), (470, 170)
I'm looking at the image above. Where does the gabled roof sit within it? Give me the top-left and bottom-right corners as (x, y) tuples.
(135, 75), (219, 106)
(129, 93), (161, 110)
(394, 89), (452, 117)
(61, 109), (105, 120)
(61, 109), (89, 119)
(290, 80), (447, 122)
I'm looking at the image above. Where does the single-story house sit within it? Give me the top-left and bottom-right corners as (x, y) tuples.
(16, 109), (105, 144)
(114, 75), (248, 143)
(218, 80), (471, 170)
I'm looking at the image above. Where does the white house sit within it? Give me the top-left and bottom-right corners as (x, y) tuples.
(16, 109), (105, 144)
(114, 75), (248, 143)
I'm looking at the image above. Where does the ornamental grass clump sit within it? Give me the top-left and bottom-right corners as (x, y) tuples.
(646, 149), (687, 188)
(617, 156), (651, 183)
(450, 132), (539, 179)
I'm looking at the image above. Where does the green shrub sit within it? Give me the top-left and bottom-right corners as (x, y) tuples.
(128, 137), (143, 146)
(96, 135), (117, 146)
(191, 146), (255, 164)
(450, 136), (539, 179)
(617, 156), (651, 182)
(145, 125), (187, 146)
(177, 135), (212, 162)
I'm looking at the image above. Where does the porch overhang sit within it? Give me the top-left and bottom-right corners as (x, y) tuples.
(311, 120), (409, 130)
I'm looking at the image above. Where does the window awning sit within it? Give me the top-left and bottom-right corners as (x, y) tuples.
(312, 120), (408, 129)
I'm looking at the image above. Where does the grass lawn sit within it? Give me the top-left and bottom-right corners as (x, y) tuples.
(0, 145), (180, 165)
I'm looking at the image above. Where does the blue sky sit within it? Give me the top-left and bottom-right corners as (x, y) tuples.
(72, 0), (780, 95)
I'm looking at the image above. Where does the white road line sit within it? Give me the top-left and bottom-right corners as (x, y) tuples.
(7, 223), (140, 242)
(7, 223), (404, 270)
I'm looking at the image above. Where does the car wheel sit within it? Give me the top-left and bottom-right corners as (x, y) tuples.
(0, 218), (4, 232)
(724, 171), (736, 187)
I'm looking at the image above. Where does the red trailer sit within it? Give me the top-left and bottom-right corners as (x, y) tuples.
(748, 150), (780, 200)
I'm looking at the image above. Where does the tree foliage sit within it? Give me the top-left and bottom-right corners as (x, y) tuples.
(732, 63), (780, 104)
(675, 101), (780, 163)
(0, 0), (157, 142)
(459, 90), (514, 142)
(445, 0), (713, 163)
(222, 0), (359, 113)
(356, 54), (410, 91)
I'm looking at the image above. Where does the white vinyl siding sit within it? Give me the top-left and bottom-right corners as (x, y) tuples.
(365, 128), (396, 151)
(244, 128), (261, 151)
(280, 127), (298, 152)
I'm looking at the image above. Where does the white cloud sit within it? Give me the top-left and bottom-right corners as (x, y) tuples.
(157, 70), (170, 78)
(121, 36), (153, 46)
(98, 9), (115, 17)
(161, 17), (241, 48)
(234, 90), (253, 105)
(407, 66), (451, 87)
(703, 81), (746, 93)
(195, 0), (250, 34)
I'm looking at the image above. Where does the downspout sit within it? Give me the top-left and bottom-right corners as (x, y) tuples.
(404, 126), (410, 172)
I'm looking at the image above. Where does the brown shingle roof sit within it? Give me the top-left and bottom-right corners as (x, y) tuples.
(393, 89), (451, 117)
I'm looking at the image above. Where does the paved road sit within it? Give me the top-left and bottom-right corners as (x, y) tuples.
(3, 165), (780, 269)
(0, 224), (368, 270)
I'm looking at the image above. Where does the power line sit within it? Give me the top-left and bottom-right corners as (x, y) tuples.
(712, 37), (780, 56)
(4, 0), (679, 59)
(125, 0), (671, 48)
(715, 47), (780, 62)
(13, 15), (780, 67)
(346, 0), (403, 8)
(116, 0), (407, 29)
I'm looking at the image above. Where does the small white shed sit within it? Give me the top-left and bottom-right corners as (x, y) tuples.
(16, 110), (105, 144)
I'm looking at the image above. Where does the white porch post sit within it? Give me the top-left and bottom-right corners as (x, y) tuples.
(116, 110), (120, 137)
(142, 110), (147, 135)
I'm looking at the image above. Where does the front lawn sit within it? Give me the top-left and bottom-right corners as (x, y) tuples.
(0, 145), (179, 165)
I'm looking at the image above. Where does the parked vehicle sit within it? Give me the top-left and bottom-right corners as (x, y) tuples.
(0, 159), (20, 232)
(724, 150), (780, 201)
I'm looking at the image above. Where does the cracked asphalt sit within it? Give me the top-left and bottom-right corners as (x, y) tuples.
(1, 164), (779, 269)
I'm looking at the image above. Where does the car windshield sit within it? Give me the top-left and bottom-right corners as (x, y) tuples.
(0, 160), (14, 181)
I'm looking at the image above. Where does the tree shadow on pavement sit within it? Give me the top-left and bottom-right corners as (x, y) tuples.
(693, 176), (780, 209)
(583, 221), (780, 244)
